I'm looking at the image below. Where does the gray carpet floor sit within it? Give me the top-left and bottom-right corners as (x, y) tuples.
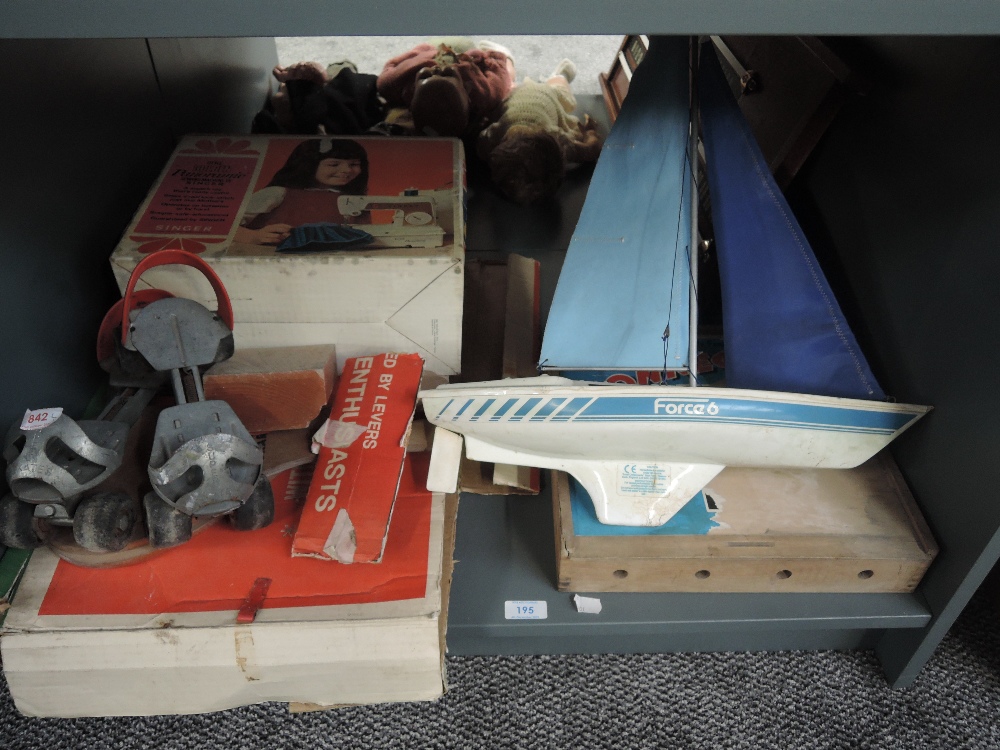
(2, 583), (999, 749)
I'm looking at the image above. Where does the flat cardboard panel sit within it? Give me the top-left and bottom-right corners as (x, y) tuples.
(294, 353), (422, 563)
(554, 453), (937, 593)
(501, 254), (541, 379)
(459, 259), (511, 383)
(454, 255), (541, 495)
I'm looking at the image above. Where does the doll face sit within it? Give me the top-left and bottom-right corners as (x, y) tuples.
(416, 65), (462, 83)
(314, 157), (363, 187)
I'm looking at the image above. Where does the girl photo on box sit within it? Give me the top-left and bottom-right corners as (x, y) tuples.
(233, 136), (457, 253)
(234, 137), (373, 251)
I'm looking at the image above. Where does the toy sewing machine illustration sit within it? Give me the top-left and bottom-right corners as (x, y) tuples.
(338, 191), (447, 248)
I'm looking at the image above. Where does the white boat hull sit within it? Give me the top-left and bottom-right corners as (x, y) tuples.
(420, 377), (930, 526)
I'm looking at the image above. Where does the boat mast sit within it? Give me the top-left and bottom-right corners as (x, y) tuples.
(688, 36), (701, 387)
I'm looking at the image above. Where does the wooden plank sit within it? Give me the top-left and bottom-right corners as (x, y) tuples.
(558, 555), (933, 594)
(261, 428), (313, 478)
(203, 344), (336, 434)
(555, 453), (938, 593)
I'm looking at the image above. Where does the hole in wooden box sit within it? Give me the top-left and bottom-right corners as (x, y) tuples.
(613, 569), (628, 579)
(694, 569), (711, 579)
(776, 569), (793, 579)
(858, 569), (875, 579)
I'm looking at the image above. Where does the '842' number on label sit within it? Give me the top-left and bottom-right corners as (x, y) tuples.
(20, 407), (63, 431)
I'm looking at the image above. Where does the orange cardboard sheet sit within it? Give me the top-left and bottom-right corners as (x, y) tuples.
(37, 452), (433, 617)
(294, 353), (423, 563)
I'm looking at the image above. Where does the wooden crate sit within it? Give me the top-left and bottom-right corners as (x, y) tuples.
(600, 35), (858, 188)
(598, 35), (649, 124)
(710, 35), (862, 188)
(553, 453), (937, 593)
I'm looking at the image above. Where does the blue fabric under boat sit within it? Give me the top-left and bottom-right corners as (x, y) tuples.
(540, 36), (693, 372)
(698, 46), (886, 400)
(569, 476), (721, 535)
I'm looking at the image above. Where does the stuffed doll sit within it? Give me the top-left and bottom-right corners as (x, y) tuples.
(477, 59), (603, 204)
(377, 41), (516, 137)
(252, 61), (386, 136)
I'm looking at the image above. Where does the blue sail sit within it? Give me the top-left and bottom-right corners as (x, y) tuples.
(698, 47), (885, 400)
(541, 36), (692, 372)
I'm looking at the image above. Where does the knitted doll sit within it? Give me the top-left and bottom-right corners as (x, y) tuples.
(478, 60), (603, 204)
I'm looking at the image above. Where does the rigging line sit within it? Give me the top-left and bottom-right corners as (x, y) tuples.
(662, 144), (692, 384)
(664, 136), (691, 341)
(684, 46), (702, 385)
(684, 242), (701, 385)
(684, 127), (701, 318)
(685, 244), (700, 307)
(662, 325), (670, 379)
(663, 45), (700, 386)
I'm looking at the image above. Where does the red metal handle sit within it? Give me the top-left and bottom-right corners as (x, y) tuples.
(120, 249), (234, 345)
(96, 289), (173, 364)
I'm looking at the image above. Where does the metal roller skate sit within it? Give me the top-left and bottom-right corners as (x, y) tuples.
(0, 249), (273, 553)
(119, 250), (274, 548)
(1, 385), (159, 552)
(0, 282), (172, 552)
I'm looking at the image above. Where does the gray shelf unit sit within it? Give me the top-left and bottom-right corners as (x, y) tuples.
(2, 6), (1000, 689)
(4, 1), (1000, 37)
(447, 491), (934, 658)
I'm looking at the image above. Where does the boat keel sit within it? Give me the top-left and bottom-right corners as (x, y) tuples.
(463, 436), (723, 527)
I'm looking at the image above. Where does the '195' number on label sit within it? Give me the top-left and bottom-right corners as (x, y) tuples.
(505, 600), (547, 620)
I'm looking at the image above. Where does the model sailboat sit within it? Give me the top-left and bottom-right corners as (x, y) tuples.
(421, 37), (930, 526)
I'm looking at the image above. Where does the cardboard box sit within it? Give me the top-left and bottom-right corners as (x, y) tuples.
(453, 254), (541, 495)
(553, 453), (938, 593)
(294, 353), (423, 563)
(0, 547), (31, 623)
(109, 135), (465, 377)
(0, 452), (456, 717)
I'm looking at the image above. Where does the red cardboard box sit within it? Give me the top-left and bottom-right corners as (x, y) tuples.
(293, 352), (424, 563)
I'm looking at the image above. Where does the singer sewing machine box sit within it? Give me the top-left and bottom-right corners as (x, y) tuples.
(109, 135), (465, 377)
